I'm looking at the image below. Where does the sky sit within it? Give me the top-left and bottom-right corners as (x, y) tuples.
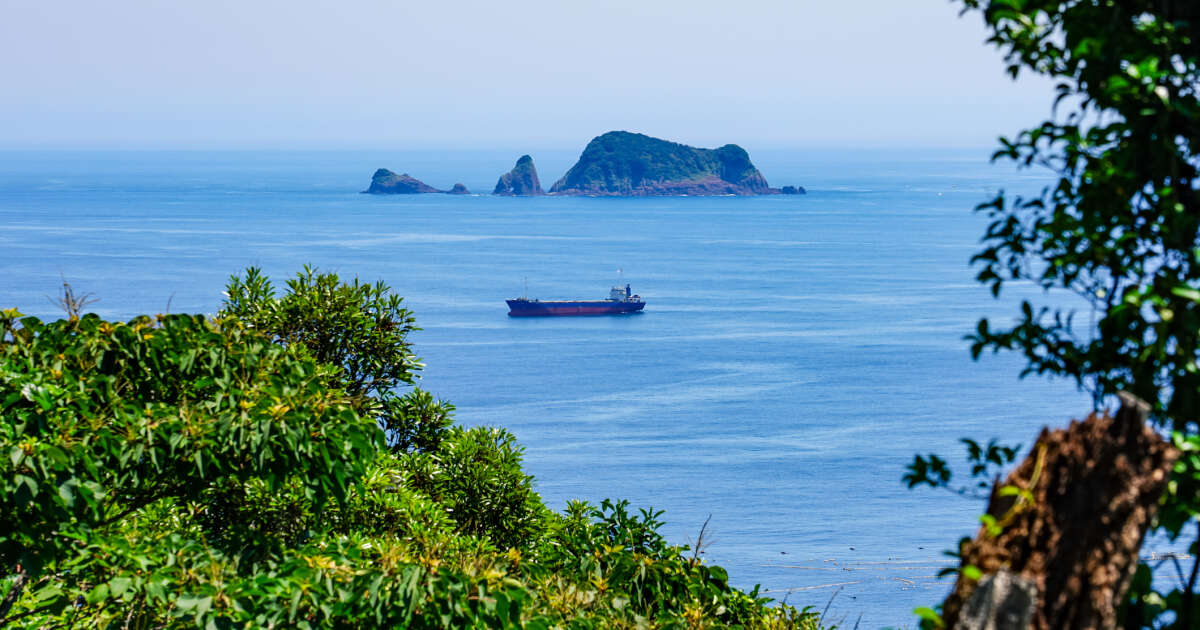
(0, 0), (1057, 150)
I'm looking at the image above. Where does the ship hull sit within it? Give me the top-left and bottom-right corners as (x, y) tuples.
(506, 299), (646, 317)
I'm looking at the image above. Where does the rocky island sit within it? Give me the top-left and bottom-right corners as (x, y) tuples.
(549, 131), (784, 196)
(493, 155), (545, 196)
(363, 133), (805, 197)
(363, 169), (442, 194)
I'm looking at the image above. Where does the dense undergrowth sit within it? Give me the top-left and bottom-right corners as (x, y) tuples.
(0, 268), (820, 628)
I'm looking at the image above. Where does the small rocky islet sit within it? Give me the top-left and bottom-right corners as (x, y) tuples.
(363, 131), (805, 196)
(363, 169), (443, 194)
(493, 155), (545, 196)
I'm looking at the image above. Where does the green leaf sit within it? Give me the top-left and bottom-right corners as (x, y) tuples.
(914, 606), (944, 627)
(109, 576), (133, 598)
(86, 583), (111, 604)
(1171, 286), (1200, 302)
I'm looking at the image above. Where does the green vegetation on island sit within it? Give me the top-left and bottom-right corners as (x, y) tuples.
(549, 131), (782, 196)
(363, 169), (442, 194)
(0, 268), (821, 629)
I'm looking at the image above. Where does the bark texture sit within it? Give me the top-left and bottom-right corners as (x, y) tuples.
(944, 393), (1177, 630)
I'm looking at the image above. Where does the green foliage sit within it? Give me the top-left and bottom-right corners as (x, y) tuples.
(384, 388), (456, 454)
(220, 266), (452, 454)
(524, 499), (821, 628)
(550, 131), (769, 193)
(904, 439), (1020, 496)
(911, 1), (1200, 627)
(961, 0), (1200, 423)
(1, 270), (823, 628)
(914, 605), (945, 630)
(0, 312), (376, 574)
(0, 311), (379, 625)
(402, 426), (550, 551)
(221, 265), (421, 399)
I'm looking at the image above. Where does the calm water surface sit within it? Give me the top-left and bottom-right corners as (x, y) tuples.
(0, 149), (1109, 627)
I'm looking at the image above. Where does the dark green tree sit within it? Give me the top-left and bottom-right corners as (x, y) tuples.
(221, 266), (455, 453)
(963, 0), (1200, 423)
(909, 1), (1200, 627)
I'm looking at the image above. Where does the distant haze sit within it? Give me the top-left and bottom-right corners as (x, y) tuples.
(1, 0), (1054, 150)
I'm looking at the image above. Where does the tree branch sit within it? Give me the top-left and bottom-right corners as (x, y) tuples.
(0, 563), (29, 624)
(2, 602), (62, 626)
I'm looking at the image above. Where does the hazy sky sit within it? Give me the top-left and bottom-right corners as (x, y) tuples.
(1, 0), (1056, 150)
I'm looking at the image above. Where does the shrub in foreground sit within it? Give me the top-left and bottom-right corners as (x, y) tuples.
(0, 272), (820, 628)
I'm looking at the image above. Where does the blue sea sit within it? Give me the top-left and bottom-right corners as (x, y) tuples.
(0, 148), (1119, 627)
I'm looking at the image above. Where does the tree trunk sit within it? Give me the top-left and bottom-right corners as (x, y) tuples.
(944, 393), (1177, 630)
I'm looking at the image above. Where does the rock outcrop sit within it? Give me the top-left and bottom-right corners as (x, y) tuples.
(549, 131), (779, 196)
(447, 183), (470, 195)
(363, 169), (442, 194)
(493, 155), (545, 196)
(781, 185), (806, 195)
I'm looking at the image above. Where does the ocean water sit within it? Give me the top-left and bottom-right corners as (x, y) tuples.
(0, 148), (1110, 627)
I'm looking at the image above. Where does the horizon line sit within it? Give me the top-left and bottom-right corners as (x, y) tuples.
(0, 143), (1003, 153)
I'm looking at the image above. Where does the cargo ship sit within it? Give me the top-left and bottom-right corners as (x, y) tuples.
(507, 284), (646, 317)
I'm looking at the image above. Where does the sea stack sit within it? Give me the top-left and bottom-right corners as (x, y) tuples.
(549, 131), (780, 196)
(447, 183), (471, 194)
(363, 169), (442, 194)
(781, 185), (806, 195)
(493, 155), (545, 196)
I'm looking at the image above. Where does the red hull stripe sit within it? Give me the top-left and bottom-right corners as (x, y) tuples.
(506, 300), (645, 317)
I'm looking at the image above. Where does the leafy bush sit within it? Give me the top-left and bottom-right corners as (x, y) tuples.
(0, 312), (375, 572)
(221, 266), (450, 454)
(527, 499), (818, 628)
(384, 388), (456, 454)
(221, 265), (421, 398)
(401, 426), (551, 551)
(0, 273), (822, 628)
